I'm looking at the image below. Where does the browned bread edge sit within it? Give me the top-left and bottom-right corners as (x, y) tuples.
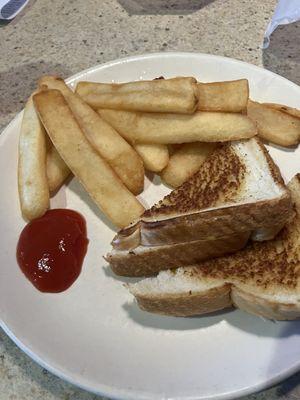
(139, 193), (292, 246)
(106, 231), (250, 277)
(131, 284), (300, 320)
(135, 283), (232, 317)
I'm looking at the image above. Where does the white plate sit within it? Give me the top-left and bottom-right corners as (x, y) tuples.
(1, 53), (300, 400)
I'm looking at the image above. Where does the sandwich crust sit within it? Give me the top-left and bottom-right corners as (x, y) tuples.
(107, 231), (250, 277)
(138, 195), (291, 246)
(136, 283), (232, 317)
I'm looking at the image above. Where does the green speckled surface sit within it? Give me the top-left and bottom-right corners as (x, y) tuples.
(1, 0), (300, 398)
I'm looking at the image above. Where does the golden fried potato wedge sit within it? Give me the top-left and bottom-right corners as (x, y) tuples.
(33, 89), (145, 228)
(18, 94), (49, 220)
(76, 77), (198, 114)
(161, 142), (217, 188)
(247, 100), (300, 147)
(98, 109), (257, 144)
(39, 76), (144, 195)
(134, 143), (169, 172)
(197, 79), (249, 112)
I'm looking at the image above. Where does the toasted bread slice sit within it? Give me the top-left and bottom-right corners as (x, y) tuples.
(113, 138), (292, 250)
(128, 175), (300, 320)
(107, 138), (292, 277)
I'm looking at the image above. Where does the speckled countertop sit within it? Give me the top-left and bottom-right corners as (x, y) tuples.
(1, 0), (300, 399)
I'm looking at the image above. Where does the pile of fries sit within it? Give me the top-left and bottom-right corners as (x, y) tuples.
(18, 75), (300, 228)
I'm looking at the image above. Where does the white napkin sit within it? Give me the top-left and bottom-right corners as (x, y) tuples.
(0, 0), (29, 20)
(264, 0), (300, 48)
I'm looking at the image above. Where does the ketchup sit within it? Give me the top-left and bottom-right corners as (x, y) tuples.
(17, 209), (88, 293)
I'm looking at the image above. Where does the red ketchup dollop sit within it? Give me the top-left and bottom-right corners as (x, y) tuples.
(17, 209), (88, 293)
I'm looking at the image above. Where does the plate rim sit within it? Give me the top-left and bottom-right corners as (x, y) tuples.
(1, 51), (300, 400)
(2, 318), (300, 400)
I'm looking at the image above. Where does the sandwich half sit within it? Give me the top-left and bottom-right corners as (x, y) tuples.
(106, 138), (292, 277)
(128, 175), (300, 320)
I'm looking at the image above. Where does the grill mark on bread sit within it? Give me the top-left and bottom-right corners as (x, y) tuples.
(192, 256), (299, 288)
(187, 214), (300, 289)
(144, 144), (246, 217)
